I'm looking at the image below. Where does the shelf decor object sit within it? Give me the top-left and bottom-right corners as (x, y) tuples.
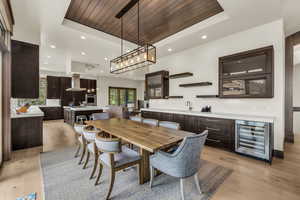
(196, 95), (219, 98)
(179, 82), (212, 87)
(110, 0), (156, 74)
(169, 72), (193, 79)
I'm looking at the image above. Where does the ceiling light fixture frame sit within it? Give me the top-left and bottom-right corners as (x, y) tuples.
(110, 0), (156, 74)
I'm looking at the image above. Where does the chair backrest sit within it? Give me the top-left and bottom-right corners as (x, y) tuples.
(129, 115), (143, 123)
(159, 121), (180, 130)
(143, 118), (159, 126)
(106, 105), (128, 119)
(83, 126), (100, 141)
(92, 112), (110, 120)
(95, 136), (121, 153)
(74, 124), (86, 135)
(172, 130), (208, 177)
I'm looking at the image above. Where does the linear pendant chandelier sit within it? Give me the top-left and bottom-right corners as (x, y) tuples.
(110, 0), (156, 74)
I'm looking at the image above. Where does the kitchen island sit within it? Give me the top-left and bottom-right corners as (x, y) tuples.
(11, 106), (44, 150)
(63, 106), (105, 126)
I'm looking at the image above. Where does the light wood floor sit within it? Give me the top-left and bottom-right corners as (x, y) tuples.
(0, 120), (300, 200)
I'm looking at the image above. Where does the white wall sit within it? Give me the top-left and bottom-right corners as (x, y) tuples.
(97, 76), (144, 107)
(293, 64), (300, 134)
(149, 20), (285, 151)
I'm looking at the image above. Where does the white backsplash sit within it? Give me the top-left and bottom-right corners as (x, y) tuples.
(46, 99), (61, 106)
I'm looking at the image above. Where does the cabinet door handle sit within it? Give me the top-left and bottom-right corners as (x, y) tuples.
(207, 138), (221, 143)
(206, 127), (221, 132)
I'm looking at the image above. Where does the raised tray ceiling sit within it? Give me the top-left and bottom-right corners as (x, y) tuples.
(65, 0), (223, 44)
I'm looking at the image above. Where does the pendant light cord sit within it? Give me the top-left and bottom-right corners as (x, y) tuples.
(137, 0), (140, 47)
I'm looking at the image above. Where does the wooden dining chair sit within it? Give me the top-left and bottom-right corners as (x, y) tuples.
(143, 118), (159, 126)
(94, 136), (142, 200)
(82, 127), (101, 178)
(73, 124), (87, 164)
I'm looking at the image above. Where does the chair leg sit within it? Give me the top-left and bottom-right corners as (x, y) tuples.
(106, 168), (115, 200)
(180, 178), (185, 200)
(149, 166), (154, 188)
(194, 173), (202, 195)
(74, 143), (81, 158)
(90, 155), (98, 179)
(95, 163), (103, 186)
(78, 144), (86, 165)
(83, 151), (90, 169)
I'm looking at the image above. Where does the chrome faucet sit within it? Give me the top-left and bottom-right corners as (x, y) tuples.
(185, 101), (193, 111)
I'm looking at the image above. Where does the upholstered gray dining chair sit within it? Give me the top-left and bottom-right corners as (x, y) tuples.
(95, 136), (142, 200)
(159, 121), (180, 130)
(150, 131), (208, 200)
(129, 115), (143, 123)
(91, 112), (110, 120)
(143, 118), (159, 126)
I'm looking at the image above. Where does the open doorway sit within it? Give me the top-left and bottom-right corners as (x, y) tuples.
(285, 32), (300, 143)
(293, 45), (300, 135)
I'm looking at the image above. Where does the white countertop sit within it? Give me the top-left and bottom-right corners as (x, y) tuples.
(63, 106), (108, 111)
(11, 106), (44, 119)
(141, 108), (275, 123)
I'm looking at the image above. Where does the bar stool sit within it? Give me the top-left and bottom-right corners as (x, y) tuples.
(76, 115), (88, 124)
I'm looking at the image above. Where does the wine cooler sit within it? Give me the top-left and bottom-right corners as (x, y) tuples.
(235, 120), (272, 162)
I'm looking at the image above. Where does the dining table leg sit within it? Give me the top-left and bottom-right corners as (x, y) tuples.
(139, 148), (150, 184)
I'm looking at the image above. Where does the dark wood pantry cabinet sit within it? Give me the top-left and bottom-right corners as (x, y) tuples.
(11, 40), (39, 98)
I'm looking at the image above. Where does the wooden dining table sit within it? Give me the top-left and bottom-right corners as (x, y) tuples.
(85, 118), (193, 184)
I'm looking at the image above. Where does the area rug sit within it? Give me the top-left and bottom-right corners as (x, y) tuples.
(40, 147), (232, 200)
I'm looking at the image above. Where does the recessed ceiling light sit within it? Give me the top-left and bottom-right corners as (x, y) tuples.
(80, 36), (86, 40)
(100, 70), (104, 73)
(201, 35), (207, 39)
(104, 57), (108, 61)
(50, 45), (56, 49)
(47, 55), (51, 58)
(81, 52), (86, 55)
(168, 48), (172, 52)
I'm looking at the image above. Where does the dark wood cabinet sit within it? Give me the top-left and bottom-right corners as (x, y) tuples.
(11, 40), (39, 98)
(141, 111), (235, 151)
(145, 70), (169, 99)
(219, 46), (274, 98)
(11, 116), (43, 150)
(60, 77), (73, 106)
(39, 107), (63, 120)
(47, 76), (61, 99)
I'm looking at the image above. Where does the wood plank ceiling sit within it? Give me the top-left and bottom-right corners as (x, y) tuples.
(65, 0), (223, 45)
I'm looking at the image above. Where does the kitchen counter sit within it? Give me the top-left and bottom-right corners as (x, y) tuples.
(141, 108), (275, 123)
(11, 106), (44, 119)
(63, 106), (107, 111)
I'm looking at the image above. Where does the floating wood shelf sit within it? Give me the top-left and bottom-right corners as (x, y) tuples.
(179, 82), (212, 87)
(169, 72), (193, 79)
(196, 95), (219, 98)
(167, 96), (184, 99)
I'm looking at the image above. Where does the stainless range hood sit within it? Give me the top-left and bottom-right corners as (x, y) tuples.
(66, 74), (86, 91)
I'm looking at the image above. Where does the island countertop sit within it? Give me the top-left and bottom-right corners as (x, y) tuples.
(63, 106), (108, 111)
(141, 108), (275, 123)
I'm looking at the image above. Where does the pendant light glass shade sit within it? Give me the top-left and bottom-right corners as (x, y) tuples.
(110, 44), (156, 74)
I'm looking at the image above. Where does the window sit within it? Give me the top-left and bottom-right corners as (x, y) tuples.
(17, 78), (47, 106)
(109, 87), (137, 107)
